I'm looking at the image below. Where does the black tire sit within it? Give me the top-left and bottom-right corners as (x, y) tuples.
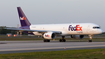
(44, 39), (50, 42)
(59, 39), (62, 42)
(89, 40), (92, 42)
(47, 40), (50, 42)
(59, 39), (66, 42)
(44, 39), (46, 42)
(63, 39), (66, 42)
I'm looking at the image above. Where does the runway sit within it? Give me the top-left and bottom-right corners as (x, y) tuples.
(0, 40), (105, 54)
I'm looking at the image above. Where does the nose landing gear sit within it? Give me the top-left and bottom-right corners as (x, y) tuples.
(89, 35), (93, 42)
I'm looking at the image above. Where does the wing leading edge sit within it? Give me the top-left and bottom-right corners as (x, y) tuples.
(6, 27), (62, 34)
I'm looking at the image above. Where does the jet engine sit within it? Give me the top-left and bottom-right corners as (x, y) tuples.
(71, 35), (84, 39)
(43, 32), (55, 39)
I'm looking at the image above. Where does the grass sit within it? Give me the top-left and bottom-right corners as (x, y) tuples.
(0, 49), (105, 59)
(0, 35), (105, 59)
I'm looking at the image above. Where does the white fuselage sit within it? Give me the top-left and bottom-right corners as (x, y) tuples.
(30, 23), (102, 36)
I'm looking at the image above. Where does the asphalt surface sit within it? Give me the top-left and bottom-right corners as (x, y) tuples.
(0, 40), (105, 54)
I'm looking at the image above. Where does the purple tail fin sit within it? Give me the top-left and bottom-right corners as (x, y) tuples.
(17, 7), (31, 27)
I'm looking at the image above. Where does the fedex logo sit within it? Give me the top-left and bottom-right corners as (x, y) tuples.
(20, 17), (26, 20)
(68, 25), (82, 31)
(45, 35), (50, 37)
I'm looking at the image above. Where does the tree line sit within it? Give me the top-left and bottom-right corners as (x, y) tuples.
(0, 26), (27, 35)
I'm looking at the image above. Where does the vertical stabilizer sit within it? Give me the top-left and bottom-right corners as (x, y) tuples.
(17, 7), (31, 27)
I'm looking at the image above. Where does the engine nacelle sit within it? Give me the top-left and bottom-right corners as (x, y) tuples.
(43, 32), (55, 39)
(71, 35), (84, 39)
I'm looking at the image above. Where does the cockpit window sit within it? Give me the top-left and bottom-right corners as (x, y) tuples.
(93, 27), (100, 29)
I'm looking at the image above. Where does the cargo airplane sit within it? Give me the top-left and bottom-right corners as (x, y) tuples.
(7, 7), (103, 42)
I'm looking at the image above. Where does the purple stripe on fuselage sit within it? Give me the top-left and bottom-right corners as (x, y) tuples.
(24, 31), (34, 35)
(19, 26), (30, 29)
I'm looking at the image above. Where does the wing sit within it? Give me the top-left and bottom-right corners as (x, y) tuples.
(6, 27), (62, 34)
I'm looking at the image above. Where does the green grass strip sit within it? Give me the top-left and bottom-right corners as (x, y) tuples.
(0, 48), (105, 59)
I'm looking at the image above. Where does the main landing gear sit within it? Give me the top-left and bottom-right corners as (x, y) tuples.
(44, 39), (50, 42)
(59, 36), (66, 42)
(89, 35), (93, 42)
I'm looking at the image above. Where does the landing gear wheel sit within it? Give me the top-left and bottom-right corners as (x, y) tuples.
(63, 39), (66, 42)
(48, 40), (50, 42)
(44, 39), (46, 42)
(59, 39), (62, 42)
(59, 39), (66, 42)
(59, 36), (66, 42)
(89, 40), (92, 42)
(89, 35), (93, 42)
(44, 39), (50, 42)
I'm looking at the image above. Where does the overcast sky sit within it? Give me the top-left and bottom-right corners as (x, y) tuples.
(0, 0), (105, 31)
